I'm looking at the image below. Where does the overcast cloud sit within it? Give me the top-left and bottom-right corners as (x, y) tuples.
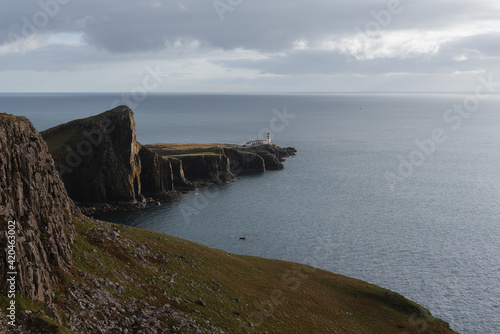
(0, 0), (499, 92)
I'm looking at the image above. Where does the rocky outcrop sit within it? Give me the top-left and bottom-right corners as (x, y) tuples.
(41, 106), (143, 204)
(145, 143), (296, 184)
(169, 158), (193, 191)
(0, 113), (78, 304)
(137, 145), (175, 198)
(242, 145), (297, 170)
(42, 107), (200, 205)
(178, 154), (234, 184)
(222, 148), (265, 174)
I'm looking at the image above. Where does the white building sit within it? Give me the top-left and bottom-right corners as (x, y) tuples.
(245, 133), (272, 146)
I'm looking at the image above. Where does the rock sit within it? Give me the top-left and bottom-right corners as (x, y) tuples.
(41, 106), (144, 204)
(178, 154), (235, 184)
(138, 145), (177, 197)
(195, 298), (206, 307)
(222, 147), (265, 175)
(0, 113), (78, 305)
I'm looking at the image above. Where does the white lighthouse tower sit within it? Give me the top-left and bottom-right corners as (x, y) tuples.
(267, 132), (271, 144)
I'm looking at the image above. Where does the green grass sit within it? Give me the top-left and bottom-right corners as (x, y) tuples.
(144, 143), (235, 158)
(42, 132), (85, 156)
(0, 294), (72, 334)
(0, 213), (455, 333)
(56, 215), (457, 334)
(167, 152), (221, 157)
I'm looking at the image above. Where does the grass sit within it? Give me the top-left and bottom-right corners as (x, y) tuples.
(146, 143), (235, 151)
(0, 294), (72, 334)
(144, 143), (236, 158)
(55, 215), (457, 334)
(0, 214), (455, 333)
(42, 131), (85, 156)
(167, 152), (221, 157)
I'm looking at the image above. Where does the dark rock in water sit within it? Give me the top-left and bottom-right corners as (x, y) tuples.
(0, 113), (79, 304)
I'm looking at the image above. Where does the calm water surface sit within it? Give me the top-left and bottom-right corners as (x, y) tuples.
(4, 93), (500, 334)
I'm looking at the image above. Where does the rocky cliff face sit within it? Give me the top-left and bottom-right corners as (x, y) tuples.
(222, 148), (265, 174)
(243, 145), (297, 170)
(0, 113), (78, 304)
(145, 143), (296, 186)
(41, 107), (196, 205)
(137, 145), (173, 197)
(178, 154), (234, 184)
(41, 106), (143, 204)
(42, 107), (296, 207)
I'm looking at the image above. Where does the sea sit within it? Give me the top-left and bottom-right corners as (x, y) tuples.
(2, 92), (500, 334)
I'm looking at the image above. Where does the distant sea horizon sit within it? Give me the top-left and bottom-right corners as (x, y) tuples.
(4, 91), (500, 96)
(3, 92), (500, 333)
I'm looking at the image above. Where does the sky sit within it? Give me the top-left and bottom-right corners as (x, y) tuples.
(0, 0), (499, 92)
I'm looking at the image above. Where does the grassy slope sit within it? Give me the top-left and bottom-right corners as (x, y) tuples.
(61, 216), (455, 334)
(43, 131), (85, 156)
(144, 143), (235, 158)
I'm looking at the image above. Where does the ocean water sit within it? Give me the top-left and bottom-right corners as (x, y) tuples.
(3, 93), (500, 333)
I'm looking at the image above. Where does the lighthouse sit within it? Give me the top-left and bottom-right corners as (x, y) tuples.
(267, 132), (271, 144)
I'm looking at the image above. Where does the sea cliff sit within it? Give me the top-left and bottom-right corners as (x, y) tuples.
(40, 107), (144, 204)
(41, 106), (296, 207)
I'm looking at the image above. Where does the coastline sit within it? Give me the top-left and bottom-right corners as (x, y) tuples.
(0, 111), (458, 333)
(40, 105), (296, 214)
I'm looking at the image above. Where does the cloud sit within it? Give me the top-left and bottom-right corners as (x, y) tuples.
(0, 0), (499, 91)
(1, 0), (497, 54)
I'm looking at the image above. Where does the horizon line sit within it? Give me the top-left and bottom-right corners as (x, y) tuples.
(0, 91), (496, 95)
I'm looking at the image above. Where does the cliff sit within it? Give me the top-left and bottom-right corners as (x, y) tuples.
(177, 154), (234, 183)
(244, 145), (296, 170)
(137, 145), (175, 197)
(41, 106), (144, 204)
(0, 113), (78, 305)
(42, 107), (296, 207)
(0, 113), (457, 333)
(222, 147), (266, 174)
(145, 144), (251, 185)
(41, 106), (194, 205)
(144, 143), (297, 185)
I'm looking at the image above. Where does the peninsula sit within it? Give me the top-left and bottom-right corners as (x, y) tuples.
(40, 106), (296, 209)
